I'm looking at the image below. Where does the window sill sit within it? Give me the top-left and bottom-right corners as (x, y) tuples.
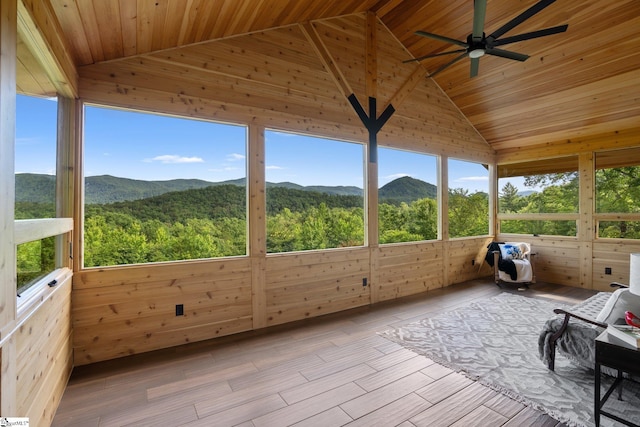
(17, 268), (72, 325)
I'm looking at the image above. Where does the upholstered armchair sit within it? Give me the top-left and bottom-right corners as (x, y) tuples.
(486, 241), (536, 287)
(539, 254), (640, 371)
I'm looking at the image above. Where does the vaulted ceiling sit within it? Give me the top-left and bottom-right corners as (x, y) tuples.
(17, 0), (640, 156)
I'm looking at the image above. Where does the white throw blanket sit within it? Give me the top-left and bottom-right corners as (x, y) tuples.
(498, 258), (532, 282)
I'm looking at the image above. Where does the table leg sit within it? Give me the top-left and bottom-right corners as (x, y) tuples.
(595, 361), (601, 427)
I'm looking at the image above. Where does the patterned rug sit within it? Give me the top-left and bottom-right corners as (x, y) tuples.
(380, 293), (640, 427)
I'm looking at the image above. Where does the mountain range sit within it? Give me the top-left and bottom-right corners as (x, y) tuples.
(15, 173), (437, 205)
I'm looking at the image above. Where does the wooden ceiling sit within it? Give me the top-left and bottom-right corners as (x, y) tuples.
(17, 0), (640, 156)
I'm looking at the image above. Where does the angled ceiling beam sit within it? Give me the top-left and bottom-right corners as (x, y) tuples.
(365, 11), (377, 101)
(17, 0), (78, 98)
(387, 65), (429, 111)
(299, 22), (352, 98)
(301, 16), (397, 163)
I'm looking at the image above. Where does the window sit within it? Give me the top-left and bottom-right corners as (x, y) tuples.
(448, 159), (489, 238)
(378, 147), (438, 243)
(498, 157), (578, 237)
(83, 106), (247, 267)
(15, 95), (62, 294)
(595, 148), (640, 239)
(265, 130), (364, 253)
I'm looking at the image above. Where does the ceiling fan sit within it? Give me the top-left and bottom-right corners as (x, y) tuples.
(406, 0), (568, 77)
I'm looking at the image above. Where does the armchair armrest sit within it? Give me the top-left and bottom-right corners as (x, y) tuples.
(610, 282), (628, 289)
(552, 308), (607, 329)
(546, 308), (606, 370)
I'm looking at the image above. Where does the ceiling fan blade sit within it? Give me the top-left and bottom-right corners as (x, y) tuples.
(486, 48), (529, 62)
(429, 52), (468, 77)
(488, 0), (557, 41)
(470, 57), (480, 78)
(492, 25), (568, 47)
(472, 0), (487, 41)
(415, 31), (468, 47)
(403, 48), (468, 63)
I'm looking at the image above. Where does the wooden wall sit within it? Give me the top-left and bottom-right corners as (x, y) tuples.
(2, 1), (75, 425)
(498, 143), (640, 293)
(72, 258), (254, 365)
(71, 12), (497, 365)
(16, 272), (73, 426)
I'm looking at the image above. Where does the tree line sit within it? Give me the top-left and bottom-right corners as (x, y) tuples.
(16, 166), (640, 289)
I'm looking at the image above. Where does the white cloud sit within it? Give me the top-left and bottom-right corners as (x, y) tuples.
(266, 165), (284, 170)
(15, 137), (39, 146)
(226, 153), (245, 161)
(456, 176), (489, 182)
(145, 155), (204, 164)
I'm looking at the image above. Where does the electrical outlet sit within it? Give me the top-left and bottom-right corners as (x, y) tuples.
(176, 304), (184, 316)
(362, 278), (368, 287)
(605, 267), (612, 275)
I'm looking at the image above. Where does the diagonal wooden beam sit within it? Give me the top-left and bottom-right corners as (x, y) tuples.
(387, 65), (429, 110)
(365, 11), (377, 101)
(18, 0), (78, 98)
(299, 22), (352, 98)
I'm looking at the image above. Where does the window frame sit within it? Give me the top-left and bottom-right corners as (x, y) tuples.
(448, 157), (491, 239)
(80, 103), (250, 269)
(377, 146), (440, 245)
(594, 148), (640, 241)
(264, 128), (366, 254)
(15, 94), (73, 309)
(497, 156), (580, 238)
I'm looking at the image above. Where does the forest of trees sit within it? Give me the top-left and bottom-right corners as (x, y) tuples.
(15, 166), (640, 291)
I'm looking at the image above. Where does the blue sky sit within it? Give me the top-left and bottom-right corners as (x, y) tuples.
(16, 95), (503, 193)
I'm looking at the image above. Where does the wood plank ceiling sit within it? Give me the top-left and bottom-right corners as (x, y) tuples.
(18, 0), (640, 155)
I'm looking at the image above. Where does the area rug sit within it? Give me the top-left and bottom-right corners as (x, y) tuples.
(380, 293), (640, 427)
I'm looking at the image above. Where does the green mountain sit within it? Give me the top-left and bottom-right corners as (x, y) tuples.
(87, 184), (364, 223)
(84, 175), (220, 204)
(16, 173), (437, 207)
(15, 173), (56, 203)
(15, 174), (364, 204)
(379, 176), (437, 204)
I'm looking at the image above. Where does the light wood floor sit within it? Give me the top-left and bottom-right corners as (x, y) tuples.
(52, 279), (596, 427)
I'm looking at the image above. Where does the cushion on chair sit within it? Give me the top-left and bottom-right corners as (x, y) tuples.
(499, 242), (527, 260)
(497, 242), (532, 282)
(595, 288), (640, 324)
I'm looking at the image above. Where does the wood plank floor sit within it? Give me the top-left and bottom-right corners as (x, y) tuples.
(52, 279), (596, 427)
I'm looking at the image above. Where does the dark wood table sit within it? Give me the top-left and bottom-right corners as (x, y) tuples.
(595, 330), (640, 427)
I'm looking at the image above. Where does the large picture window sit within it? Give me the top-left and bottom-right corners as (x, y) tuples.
(265, 130), (364, 253)
(595, 148), (640, 239)
(83, 106), (247, 267)
(498, 157), (578, 237)
(378, 147), (438, 243)
(448, 159), (489, 238)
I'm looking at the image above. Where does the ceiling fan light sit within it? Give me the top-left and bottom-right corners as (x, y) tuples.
(469, 48), (485, 58)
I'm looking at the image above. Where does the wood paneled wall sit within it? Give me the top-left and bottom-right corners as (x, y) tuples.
(16, 272), (73, 426)
(72, 258), (254, 365)
(71, 12), (498, 365)
(69, 10), (640, 366)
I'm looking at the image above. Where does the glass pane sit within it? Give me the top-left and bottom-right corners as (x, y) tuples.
(599, 221), (640, 239)
(500, 220), (576, 237)
(17, 236), (56, 294)
(84, 106), (247, 267)
(596, 166), (640, 214)
(15, 95), (58, 219)
(265, 130), (364, 253)
(378, 147), (438, 243)
(498, 171), (578, 214)
(448, 159), (489, 238)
